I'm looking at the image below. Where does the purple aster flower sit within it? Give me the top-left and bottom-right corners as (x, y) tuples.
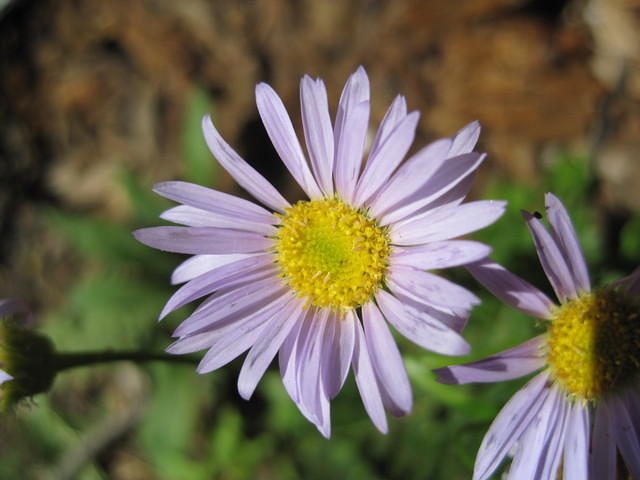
(435, 193), (640, 479)
(134, 67), (505, 437)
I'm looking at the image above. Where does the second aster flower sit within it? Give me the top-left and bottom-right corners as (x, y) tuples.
(134, 67), (505, 436)
(435, 193), (640, 479)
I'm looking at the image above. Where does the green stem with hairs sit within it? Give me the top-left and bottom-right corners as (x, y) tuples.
(53, 350), (199, 372)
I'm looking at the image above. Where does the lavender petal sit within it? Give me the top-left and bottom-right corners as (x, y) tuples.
(202, 114), (290, 212)
(255, 83), (322, 199)
(171, 253), (255, 285)
(353, 111), (420, 207)
(376, 290), (470, 356)
(379, 152), (486, 226)
(300, 75), (334, 195)
(391, 240), (492, 270)
(160, 205), (277, 235)
(333, 66), (370, 203)
(523, 210), (577, 302)
(545, 192), (591, 293)
(508, 385), (563, 479)
(160, 254), (275, 318)
(153, 180), (275, 224)
(388, 265), (480, 312)
(434, 336), (546, 385)
(609, 394), (640, 479)
(562, 401), (590, 480)
(322, 310), (356, 399)
(589, 401), (617, 478)
(473, 372), (552, 480)
(363, 302), (412, 416)
(352, 319), (388, 434)
(133, 226), (273, 255)
(448, 120), (481, 157)
(367, 137), (452, 217)
(390, 200), (506, 245)
(368, 95), (407, 158)
(237, 297), (305, 400)
(466, 259), (555, 320)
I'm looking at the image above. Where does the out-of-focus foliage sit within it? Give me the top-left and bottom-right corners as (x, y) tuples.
(2, 90), (638, 479)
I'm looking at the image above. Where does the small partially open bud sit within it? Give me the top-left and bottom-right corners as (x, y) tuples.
(0, 299), (56, 410)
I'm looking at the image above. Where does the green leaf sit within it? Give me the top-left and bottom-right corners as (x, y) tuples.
(182, 88), (217, 186)
(118, 169), (170, 225)
(621, 213), (640, 262)
(544, 152), (591, 201)
(137, 363), (209, 480)
(44, 274), (167, 350)
(46, 209), (169, 272)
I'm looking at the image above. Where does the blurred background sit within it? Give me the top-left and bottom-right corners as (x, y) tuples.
(0, 0), (639, 478)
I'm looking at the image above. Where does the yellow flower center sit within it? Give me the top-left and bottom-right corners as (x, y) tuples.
(546, 289), (640, 401)
(274, 197), (390, 310)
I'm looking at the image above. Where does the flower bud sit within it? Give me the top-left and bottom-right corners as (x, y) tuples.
(0, 299), (56, 409)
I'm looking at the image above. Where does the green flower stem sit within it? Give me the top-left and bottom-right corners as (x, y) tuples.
(53, 350), (199, 372)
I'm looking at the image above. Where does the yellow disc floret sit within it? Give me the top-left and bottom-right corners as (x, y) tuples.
(546, 289), (640, 401)
(274, 197), (390, 310)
